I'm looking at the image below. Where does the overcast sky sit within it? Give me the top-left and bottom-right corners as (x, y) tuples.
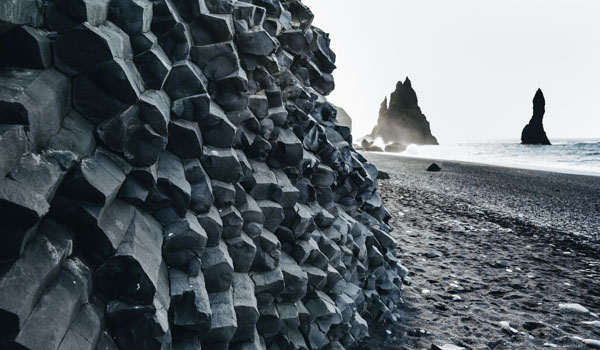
(303, 0), (600, 143)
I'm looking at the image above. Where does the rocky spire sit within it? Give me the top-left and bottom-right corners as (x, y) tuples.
(388, 77), (419, 111)
(531, 88), (546, 124)
(379, 96), (388, 116)
(521, 89), (551, 145)
(369, 77), (438, 146)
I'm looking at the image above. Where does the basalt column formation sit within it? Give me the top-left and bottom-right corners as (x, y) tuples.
(0, 1), (405, 350)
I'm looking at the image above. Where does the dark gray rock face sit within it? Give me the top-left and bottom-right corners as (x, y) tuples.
(332, 104), (352, 131)
(521, 89), (551, 145)
(370, 77), (438, 148)
(0, 1), (404, 349)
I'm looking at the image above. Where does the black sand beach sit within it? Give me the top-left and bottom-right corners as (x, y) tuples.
(357, 153), (600, 349)
(369, 153), (600, 240)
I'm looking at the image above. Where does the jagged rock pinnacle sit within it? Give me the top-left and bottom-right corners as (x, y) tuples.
(369, 77), (438, 148)
(379, 97), (388, 115)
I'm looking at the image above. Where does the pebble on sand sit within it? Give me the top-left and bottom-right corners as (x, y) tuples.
(492, 260), (511, 268)
(425, 251), (442, 258)
(499, 321), (518, 334)
(573, 336), (600, 349)
(582, 339), (600, 349)
(431, 344), (466, 350)
(582, 321), (600, 328)
(559, 303), (598, 317)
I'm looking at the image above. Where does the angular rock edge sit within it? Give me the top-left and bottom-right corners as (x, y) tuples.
(0, 1), (405, 349)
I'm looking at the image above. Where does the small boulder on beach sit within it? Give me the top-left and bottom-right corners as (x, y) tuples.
(360, 140), (384, 152)
(377, 171), (390, 180)
(427, 163), (441, 172)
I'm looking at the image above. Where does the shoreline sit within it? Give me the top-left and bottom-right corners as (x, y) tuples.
(364, 153), (600, 241)
(355, 153), (600, 349)
(366, 151), (600, 178)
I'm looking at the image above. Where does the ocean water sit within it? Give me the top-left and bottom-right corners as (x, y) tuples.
(390, 139), (600, 176)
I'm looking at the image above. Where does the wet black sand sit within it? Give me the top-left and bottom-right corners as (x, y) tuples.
(367, 154), (600, 240)
(356, 154), (600, 349)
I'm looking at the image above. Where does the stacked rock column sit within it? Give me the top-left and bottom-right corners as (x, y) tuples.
(0, 0), (406, 350)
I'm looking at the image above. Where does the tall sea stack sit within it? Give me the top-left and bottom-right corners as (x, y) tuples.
(521, 89), (551, 145)
(369, 77), (438, 148)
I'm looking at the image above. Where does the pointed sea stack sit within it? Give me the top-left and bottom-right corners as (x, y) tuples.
(521, 89), (551, 145)
(370, 77), (438, 150)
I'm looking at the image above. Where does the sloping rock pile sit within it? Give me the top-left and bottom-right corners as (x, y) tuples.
(0, 1), (404, 350)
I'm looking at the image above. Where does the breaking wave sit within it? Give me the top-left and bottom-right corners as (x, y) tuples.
(395, 138), (600, 176)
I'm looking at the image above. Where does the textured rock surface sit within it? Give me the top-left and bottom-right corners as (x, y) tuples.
(521, 89), (551, 145)
(333, 104), (352, 131)
(369, 77), (438, 149)
(0, 1), (404, 349)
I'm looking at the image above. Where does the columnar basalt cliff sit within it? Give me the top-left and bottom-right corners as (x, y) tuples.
(370, 77), (438, 150)
(521, 89), (551, 145)
(0, 1), (404, 350)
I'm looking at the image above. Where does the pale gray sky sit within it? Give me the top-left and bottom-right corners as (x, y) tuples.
(303, 0), (600, 143)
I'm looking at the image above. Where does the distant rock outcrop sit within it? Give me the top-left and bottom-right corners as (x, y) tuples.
(360, 139), (383, 152)
(370, 77), (438, 148)
(521, 89), (551, 145)
(333, 104), (352, 130)
(384, 142), (406, 153)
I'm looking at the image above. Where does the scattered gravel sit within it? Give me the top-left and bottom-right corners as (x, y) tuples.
(353, 154), (600, 350)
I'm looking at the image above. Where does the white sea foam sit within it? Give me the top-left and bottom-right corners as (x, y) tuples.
(386, 138), (600, 176)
